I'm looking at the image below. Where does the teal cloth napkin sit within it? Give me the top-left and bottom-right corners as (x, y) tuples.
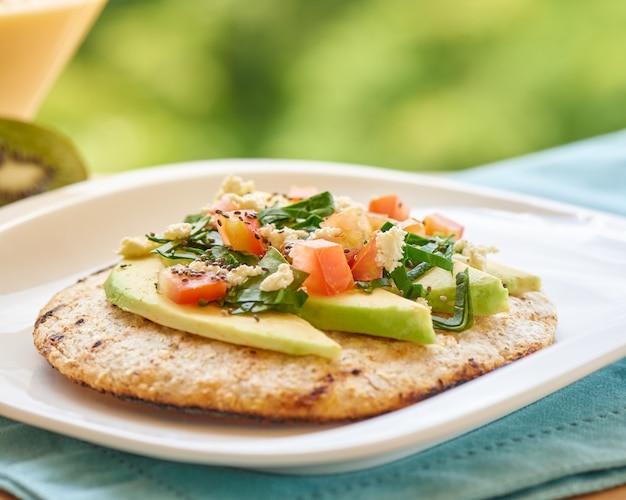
(2, 132), (626, 500)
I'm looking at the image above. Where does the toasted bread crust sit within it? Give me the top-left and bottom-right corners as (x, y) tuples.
(33, 269), (557, 423)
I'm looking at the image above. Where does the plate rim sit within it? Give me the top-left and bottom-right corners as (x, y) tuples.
(2, 157), (624, 229)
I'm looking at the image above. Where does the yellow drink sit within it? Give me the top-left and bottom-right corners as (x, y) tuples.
(0, 0), (106, 120)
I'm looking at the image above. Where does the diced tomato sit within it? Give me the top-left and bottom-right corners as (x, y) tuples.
(368, 194), (410, 221)
(290, 239), (355, 295)
(158, 266), (228, 305)
(423, 212), (464, 240)
(318, 209), (372, 261)
(210, 194), (239, 213)
(350, 236), (382, 281)
(215, 210), (266, 256)
(399, 217), (426, 236)
(287, 185), (318, 201)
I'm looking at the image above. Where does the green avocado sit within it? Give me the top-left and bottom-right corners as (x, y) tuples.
(482, 260), (542, 296)
(103, 256), (342, 360)
(298, 288), (436, 344)
(417, 261), (509, 316)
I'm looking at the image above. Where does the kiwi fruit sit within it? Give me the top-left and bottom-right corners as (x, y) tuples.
(0, 118), (88, 206)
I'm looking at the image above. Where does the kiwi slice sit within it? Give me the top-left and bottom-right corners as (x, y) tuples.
(0, 118), (88, 206)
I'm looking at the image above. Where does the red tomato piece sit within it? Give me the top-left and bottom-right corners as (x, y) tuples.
(290, 239), (355, 296)
(350, 236), (382, 281)
(210, 194), (239, 213)
(368, 194), (410, 221)
(215, 210), (266, 256)
(287, 185), (318, 201)
(423, 212), (464, 240)
(158, 266), (228, 305)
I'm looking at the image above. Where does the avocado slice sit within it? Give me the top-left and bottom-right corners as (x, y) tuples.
(104, 256), (342, 360)
(298, 288), (436, 344)
(417, 261), (509, 316)
(482, 260), (542, 296)
(454, 255), (542, 297)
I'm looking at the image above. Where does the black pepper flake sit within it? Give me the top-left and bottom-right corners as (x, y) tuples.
(92, 340), (103, 349)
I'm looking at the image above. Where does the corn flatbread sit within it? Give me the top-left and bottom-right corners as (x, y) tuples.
(33, 268), (557, 423)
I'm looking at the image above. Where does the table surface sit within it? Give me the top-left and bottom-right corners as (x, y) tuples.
(2, 484), (626, 499)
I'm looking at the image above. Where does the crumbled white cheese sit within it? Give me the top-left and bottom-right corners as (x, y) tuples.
(454, 240), (498, 271)
(375, 226), (407, 272)
(259, 263), (294, 292)
(226, 264), (264, 287)
(416, 297), (431, 310)
(163, 222), (193, 240)
(229, 192), (273, 212)
(116, 236), (160, 257)
(187, 260), (223, 275)
(309, 225), (343, 241)
(334, 195), (365, 213)
(215, 175), (255, 199)
(259, 224), (307, 250)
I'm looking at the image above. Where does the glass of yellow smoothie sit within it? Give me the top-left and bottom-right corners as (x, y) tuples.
(0, 0), (107, 121)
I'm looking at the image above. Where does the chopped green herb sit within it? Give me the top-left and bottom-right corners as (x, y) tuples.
(223, 247), (309, 314)
(209, 245), (259, 267)
(258, 191), (334, 231)
(431, 268), (474, 332)
(405, 245), (453, 272)
(379, 222), (455, 297)
(355, 277), (391, 293)
(183, 213), (206, 224)
(388, 266), (424, 300)
(147, 215), (260, 267)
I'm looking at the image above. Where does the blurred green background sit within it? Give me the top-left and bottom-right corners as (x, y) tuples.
(38, 0), (626, 175)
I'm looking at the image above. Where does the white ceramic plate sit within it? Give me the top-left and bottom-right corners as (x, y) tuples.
(2, 159), (626, 475)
